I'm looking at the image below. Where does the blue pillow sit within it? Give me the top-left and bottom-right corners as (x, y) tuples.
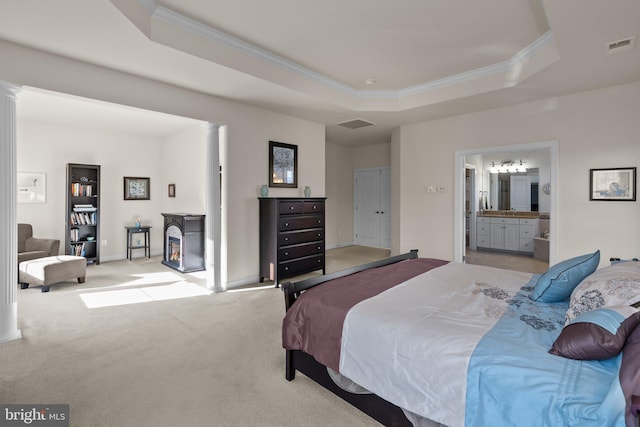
(530, 250), (600, 302)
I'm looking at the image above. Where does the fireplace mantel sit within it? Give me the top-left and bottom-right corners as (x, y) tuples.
(161, 213), (205, 273)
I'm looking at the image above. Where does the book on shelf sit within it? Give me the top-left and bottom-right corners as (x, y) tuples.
(70, 212), (96, 225)
(70, 243), (86, 257)
(71, 183), (95, 197)
(73, 204), (97, 212)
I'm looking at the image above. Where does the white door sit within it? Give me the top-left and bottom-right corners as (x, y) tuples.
(510, 175), (531, 211)
(354, 168), (391, 248)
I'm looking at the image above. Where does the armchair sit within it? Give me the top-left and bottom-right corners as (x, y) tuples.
(18, 223), (60, 264)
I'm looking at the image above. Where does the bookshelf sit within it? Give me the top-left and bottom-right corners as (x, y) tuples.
(65, 163), (100, 264)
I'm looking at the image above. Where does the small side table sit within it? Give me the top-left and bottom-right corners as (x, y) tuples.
(125, 226), (152, 260)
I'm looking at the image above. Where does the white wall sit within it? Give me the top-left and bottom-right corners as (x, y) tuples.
(353, 143), (390, 170)
(325, 142), (391, 248)
(395, 81), (640, 267)
(161, 125), (207, 215)
(5, 40), (325, 286)
(325, 142), (353, 248)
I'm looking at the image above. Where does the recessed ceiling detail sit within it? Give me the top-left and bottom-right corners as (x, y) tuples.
(336, 119), (375, 129)
(112, 0), (559, 112)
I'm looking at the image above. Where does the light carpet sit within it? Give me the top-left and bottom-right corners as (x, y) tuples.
(1, 246), (390, 427)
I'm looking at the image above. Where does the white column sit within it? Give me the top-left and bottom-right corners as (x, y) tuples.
(204, 122), (223, 292)
(0, 81), (21, 343)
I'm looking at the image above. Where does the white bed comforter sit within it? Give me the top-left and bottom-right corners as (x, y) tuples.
(338, 262), (533, 427)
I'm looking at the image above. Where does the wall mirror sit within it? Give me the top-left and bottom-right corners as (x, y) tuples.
(490, 168), (539, 211)
(269, 140), (297, 188)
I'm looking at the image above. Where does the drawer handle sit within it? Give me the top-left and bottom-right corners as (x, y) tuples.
(317, 233), (321, 237)
(285, 222), (289, 226)
(284, 267), (289, 271)
(313, 205), (317, 209)
(284, 252), (289, 256)
(317, 246), (321, 250)
(317, 260), (321, 263)
(284, 237), (289, 242)
(290, 206), (294, 210)
(317, 220), (321, 224)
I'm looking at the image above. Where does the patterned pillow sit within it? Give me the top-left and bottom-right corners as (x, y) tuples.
(550, 306), (640, 360)
(566, 262), (640, 323)
(530, 250), (600, 303)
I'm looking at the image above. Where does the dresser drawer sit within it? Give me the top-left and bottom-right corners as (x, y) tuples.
(477, 223), (491, 235)
(279, 242), (324, 261)
(519, 238), (534, 253)
(279, 201), (304, 214)
(302, 201), (324, 213)
(490, 217), (519, 225)
(477, 235), (491, 247)
(279, 254), (324, 276)
(519, 225), (536, 239)
(519, 218), (538, 226)
(279, 229), (324, 246)
(279, 214), (324, 231)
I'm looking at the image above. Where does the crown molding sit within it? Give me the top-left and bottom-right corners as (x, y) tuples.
(133, 1), (557, 111)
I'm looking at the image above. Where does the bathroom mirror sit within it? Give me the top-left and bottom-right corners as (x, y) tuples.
(489, 169), (539, 211)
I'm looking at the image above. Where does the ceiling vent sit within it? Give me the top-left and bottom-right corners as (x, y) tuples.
(606, 36), (636, 54)
(336, 118), (375, 129)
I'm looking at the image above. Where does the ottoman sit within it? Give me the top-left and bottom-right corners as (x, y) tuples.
(19, 255), (86, 292)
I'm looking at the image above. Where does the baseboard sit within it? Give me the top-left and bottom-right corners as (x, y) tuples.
(326, 242), (355, 250)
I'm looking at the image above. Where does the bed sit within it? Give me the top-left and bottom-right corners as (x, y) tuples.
(281, 250), (640, 427)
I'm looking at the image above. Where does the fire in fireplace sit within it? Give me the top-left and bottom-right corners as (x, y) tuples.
(165, 225), (182, 269)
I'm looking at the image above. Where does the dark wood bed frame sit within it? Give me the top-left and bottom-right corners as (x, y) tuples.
(282, 250), (418, 426)
(281, 250), (640, 427)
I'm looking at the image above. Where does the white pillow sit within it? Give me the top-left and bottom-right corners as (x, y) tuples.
(565, 261), (640, 324)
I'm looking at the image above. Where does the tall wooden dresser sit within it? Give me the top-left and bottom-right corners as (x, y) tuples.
(259, 197), (326, 285)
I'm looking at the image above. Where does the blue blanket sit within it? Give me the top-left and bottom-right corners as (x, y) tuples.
(466, 277), (626, 426)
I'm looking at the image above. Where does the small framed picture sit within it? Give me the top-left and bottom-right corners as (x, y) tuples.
(269, 140), (297, 188)
(168, 183), (176, 198)
(124, 177), (150, 200)
(589, 167), (636, 201)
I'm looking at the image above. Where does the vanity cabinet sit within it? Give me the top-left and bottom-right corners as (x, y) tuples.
(490, 217), (519, 251)
(518, 218), (538, 253)
(259, 197), (326, 285)
(477, 216), (538, 254)
(476, 217), (491, 248)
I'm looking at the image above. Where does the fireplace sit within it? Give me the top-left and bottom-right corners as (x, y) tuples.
(161, 213), (205, 273)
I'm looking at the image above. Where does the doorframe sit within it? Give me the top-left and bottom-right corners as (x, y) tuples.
(465, 164), (477, 254)
(454, 140), (559, 264)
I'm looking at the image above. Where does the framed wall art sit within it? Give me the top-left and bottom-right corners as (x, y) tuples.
(269, 140), (297, 188)
(124, 177), (150, 200)
(17, 172), (46, 203)
(589, 167), (636, 201)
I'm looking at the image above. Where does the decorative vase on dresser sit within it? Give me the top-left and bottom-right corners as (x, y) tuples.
(259, 197), (326, 286)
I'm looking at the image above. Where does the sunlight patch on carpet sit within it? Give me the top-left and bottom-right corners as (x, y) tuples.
(79, 281), (212, 308)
